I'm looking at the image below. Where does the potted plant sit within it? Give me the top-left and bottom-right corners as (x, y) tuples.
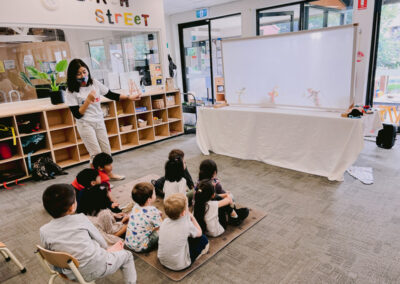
(20, 59), (68, 105)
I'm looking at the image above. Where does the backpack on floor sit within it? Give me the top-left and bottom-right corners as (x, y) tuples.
(31, 156), (68, 181)
(376, 124), (397, 149)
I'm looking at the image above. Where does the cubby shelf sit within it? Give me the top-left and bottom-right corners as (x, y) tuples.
(0, 89), (184, 186)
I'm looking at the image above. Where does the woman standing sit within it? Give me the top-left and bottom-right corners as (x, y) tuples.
(65, 59), (140, 180)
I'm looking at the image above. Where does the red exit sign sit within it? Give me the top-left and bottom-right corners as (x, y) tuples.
(358, 0), (367, 10)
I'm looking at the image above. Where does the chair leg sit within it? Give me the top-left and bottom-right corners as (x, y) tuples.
(49, 273), (58, 284)
(2, 248), (26, 273)
(68, 261), (95, 284)
(0, 249), (11, 261)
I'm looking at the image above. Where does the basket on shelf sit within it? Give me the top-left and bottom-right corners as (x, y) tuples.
(138, 120), (148, 128)
(153, 118), (163, 125)
(120, 125), (133, 132)
(152, 99), (165, 109)
(166, 95), (176, 107)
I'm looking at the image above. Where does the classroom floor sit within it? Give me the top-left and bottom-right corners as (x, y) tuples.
(1, 134), (400, 284)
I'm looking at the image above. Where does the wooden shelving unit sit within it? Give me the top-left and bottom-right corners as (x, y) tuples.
(0, 89), (184, 186)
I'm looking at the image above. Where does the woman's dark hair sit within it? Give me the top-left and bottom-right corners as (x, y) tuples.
(193, 180), (215, 233)
(93, 152), (113, 170)
(42, 184), (76, 218)
(77, 169), (99, 188)
(165, 157), (185, 182)
(199, 159), (218, 181)
(67, 58), (93, 93)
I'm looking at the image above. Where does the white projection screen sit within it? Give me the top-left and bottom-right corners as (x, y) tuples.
(222, 24), (358, 110)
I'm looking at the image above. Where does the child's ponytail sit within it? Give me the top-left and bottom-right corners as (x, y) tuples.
(193, 179), (215, 233)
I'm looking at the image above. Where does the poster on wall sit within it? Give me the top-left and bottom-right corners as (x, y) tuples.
(23, 55), (34, 67)
(4, 60), (15, 70)
(0, 61), (5, 73)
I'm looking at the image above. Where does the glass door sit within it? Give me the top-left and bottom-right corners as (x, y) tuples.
(370, 0), (400, 123)
(179, 20), (213, 103)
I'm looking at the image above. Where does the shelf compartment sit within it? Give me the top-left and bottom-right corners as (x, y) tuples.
(16, 112), (46, 135)
(167, 106), (183, 120)
(105, 119), (118, 136)
(151, 94), (166, 110)
(121, 131), (139, 150)
(101, 101), (116, 119)
(54, 146), (79, 168)
(0, 116), (18, 140)
(109, 136), (121, 153)
(155, 124), (170, 140)
(50, 127), (77, 150)
(75, 127), (83, 144)
(0, 138), (23, 164)
(138, 127), (155, 145)
(135, 96), (152, 113)
(78, 144), (90, 161)
(46, 108), (73, 130)
(166, 91), (181, 107)
(137, 112), (153, 129)
(0, 159), (27, 183)
(118, 115), (137, 133)
(169, 120), (183, 136)
(20, 132), (49, 156)
(153, 109), (168, 124)
(116, 100), (135, 117)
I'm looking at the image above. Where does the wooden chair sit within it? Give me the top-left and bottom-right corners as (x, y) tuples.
(0, 242), (26, 273)
(35, 245), (95, 284)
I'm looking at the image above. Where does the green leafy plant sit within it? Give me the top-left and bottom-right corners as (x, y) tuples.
(19, 59), (68, 92)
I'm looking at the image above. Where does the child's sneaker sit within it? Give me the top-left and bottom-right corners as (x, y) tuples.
(236, 208), (249, 221)
(228, 215), (242, 226)
(195, 242), (209, 261)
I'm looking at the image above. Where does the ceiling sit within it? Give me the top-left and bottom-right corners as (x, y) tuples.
(163, 0), (238, 15)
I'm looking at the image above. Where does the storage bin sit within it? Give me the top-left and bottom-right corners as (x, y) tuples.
(152, 99), (165, 109)
(166, 96), (176, 106)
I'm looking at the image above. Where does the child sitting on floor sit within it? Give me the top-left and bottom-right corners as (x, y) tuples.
(125, 182), (162, 253)
(196, 159), (249, 226)
(74, 169), (121, 214)
(93, 152), (120, 203)
(40, 184), (136, 284)
(73, 169), (128, 245)
(194, 180), (247, 237)
(162, 156), (194, 203)
(158, 193), (209, 271)
(152, 149), (194, 197)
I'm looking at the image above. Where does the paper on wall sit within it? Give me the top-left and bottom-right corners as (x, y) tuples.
(4, 60), (15, 70)
(0, 61), (5, 73)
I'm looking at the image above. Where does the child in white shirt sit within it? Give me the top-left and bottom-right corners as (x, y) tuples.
(158, 193), (209, 271)
(163, 157), (194, 203)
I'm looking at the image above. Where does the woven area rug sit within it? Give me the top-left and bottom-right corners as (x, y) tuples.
(113, 175), (267, 282)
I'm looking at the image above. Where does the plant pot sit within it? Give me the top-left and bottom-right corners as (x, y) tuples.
(50, 90), (64, 105)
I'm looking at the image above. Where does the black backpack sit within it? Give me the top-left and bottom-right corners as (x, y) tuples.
(31, 156), (68, 181)
(376, 124), (397, 149)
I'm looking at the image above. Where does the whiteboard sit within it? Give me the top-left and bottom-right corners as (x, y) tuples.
(222, 25), (357, 110)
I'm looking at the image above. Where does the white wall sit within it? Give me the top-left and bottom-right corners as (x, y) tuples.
(0, 0), (170, 79)
(166, 0), (376, 105)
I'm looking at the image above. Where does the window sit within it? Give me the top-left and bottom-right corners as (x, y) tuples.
(257, 1), (353, 35)
(88, 39), (107, 71)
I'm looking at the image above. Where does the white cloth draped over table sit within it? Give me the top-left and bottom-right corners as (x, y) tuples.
(196, 106), (366, 181)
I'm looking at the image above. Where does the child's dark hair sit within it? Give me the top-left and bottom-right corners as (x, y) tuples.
(67, 58), (93, 93)
(76, 169), (99, 188)
(165, 157), (185, 182)
(131, 182), (154, 206)
(93, 152), (113, 170)
(193, 180), (215, 233)
(168, 149), (184, 161)
(199, 159), (218, 181)
(42, 184), (76, 218)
